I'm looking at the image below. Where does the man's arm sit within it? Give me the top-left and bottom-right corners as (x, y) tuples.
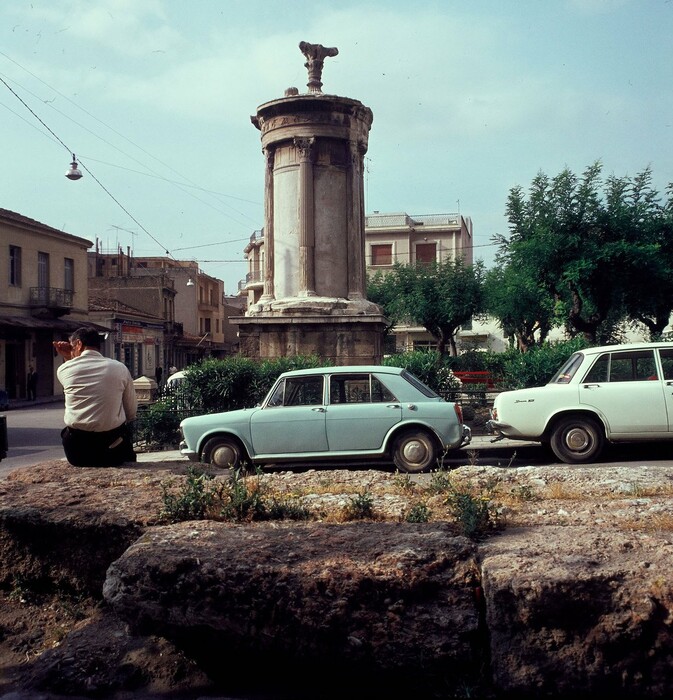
(123, 373), (138, 422)
(53, 341), (73, 361)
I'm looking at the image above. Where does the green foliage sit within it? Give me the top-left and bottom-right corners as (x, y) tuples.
(160, 467), (314, 524)
(133, 398), (187, 449)
(220, 467), (268, 522)
(181, 356), (260, 413)
(499, 162), (673, 344)
(405, 502), (431, 523)
(369, 259), (485, 356)
(160, 467), (224, 523)
(178, 354), (325, 415)
(442, 477), (502, 540)
(498, 337), (589, 389)
(344, 490), (376, 520)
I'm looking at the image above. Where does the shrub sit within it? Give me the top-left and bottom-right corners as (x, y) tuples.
(499, 337), (589, 389)
(133, 398), (187, 449)
(159, 467), (224, 523)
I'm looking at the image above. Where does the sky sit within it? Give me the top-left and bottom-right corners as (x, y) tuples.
(1, 0), (672, 295)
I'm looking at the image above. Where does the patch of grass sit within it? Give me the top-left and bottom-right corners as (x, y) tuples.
(510, 483), (539, 502)
(618, 512), (673, 533)
(543, 480), (582, 501)
(442, 476), (502, 540)
(405, 502), (431, 523)
(343, 490), (376, 520)
(159, 466), (224, 523)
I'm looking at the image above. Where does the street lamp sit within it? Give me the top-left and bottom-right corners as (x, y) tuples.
(65, 154), (82, 181)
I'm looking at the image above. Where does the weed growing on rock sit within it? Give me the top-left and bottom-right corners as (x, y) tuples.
(160, 466), (224, 522)
(405, 502), (431, 523)
(511, 484), (539, 502)
(344, 490), (376, 520)
(442, 476), (502, 540)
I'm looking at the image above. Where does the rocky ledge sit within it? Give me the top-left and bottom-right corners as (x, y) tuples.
(1, 458), (673, 699)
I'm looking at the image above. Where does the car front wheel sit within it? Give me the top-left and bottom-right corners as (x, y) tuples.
(202, 436), (244, 469)
(392, 430), (438, 473)
(550, 416), (604, 464)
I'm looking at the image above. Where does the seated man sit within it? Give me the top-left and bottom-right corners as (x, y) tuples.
(53, 327), (137, 467)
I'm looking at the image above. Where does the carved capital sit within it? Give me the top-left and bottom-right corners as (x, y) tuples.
(294, 136), (316, 161)
(299, 41), (339, 94)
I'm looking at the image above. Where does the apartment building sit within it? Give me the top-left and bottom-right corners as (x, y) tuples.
(0, 208), (93, 399)
(88, 247), (239, 371)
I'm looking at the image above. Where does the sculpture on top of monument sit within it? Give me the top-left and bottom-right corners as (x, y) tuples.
(299, 41), (338, 94)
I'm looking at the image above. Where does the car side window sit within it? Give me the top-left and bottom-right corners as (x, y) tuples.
(584, 354), (609, 383)
(659, 348), (673, 381)
(329, 374), (397, 404)
(284, 376), (324, 406)
(584, 351), (658, 382)
(610, 351), (657, 381)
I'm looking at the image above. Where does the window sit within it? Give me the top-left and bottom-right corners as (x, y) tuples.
(268, 377), (324, 407)
(584, 350), (658, 383)
(660, 348), (673, 381)
(9, 246), (21, 286)
(371, 244), (392, 266)
(329, 373), (396, 404)
(204, 318), (211, 333)
(64, 258), (74, 291)
(415, 243), (436, 265)
(38, 252), (49, 289)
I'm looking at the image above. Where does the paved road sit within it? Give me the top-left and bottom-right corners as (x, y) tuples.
(0, 403), (66, 476)
(2, 403), (673, 478)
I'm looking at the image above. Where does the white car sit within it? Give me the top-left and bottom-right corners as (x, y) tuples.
(487, 342), (673, 463)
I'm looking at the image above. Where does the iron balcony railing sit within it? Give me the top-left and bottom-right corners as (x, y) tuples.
(29, 287), (73, 308)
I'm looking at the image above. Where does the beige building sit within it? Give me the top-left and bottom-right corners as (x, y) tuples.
(0, 208), (93, 400)
(88, 247), (239, 372)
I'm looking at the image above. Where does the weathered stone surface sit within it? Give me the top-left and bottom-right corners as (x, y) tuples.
(480, 526), (673, 698)
(103, 520), (482, 688)
(2, 459), (673, 698)
(0, 460), (225, 594)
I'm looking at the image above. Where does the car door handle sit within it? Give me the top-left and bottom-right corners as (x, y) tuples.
(582, 384), (601, 389)
(311, 407), (325, 412)
(386, 404), (401, 409)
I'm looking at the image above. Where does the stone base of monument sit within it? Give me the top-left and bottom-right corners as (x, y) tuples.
(235, 309), (388, 365)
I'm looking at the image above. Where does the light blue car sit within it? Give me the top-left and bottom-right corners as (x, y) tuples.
(180, 365), (471, 473)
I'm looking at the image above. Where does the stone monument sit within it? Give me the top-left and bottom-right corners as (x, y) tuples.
(235, 42), (387, 365)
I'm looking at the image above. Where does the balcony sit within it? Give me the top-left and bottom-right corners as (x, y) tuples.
(29, 287), (73, 319)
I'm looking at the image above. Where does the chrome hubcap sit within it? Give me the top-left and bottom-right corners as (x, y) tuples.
(403, 440), (427, 464)
(212, 445), (236, 467)
(566, 428), (590, 451)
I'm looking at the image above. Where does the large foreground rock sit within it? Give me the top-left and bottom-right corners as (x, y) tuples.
(103, 521), (482, 693)
(2, 459), (673, 698)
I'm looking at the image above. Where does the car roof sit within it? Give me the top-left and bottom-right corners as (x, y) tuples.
(579, 341), (673, 355)
(278, 365), (405, 378)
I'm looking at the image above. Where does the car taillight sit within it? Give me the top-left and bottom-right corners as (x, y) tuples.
(454, 404), (463, 423)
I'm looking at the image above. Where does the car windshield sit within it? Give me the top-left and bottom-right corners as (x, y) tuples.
(550, 353), (584, 384)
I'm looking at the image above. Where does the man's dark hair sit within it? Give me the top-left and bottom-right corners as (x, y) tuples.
(69, 327), (103, 350)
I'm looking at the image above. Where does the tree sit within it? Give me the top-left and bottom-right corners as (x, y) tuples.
(367, 258), (485, 357)
(483, 262), (554, 351)
(498, 162), (671, 345)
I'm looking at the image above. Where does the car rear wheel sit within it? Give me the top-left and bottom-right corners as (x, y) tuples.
(202, 437), (244, 469)
(550, 416), (604, 464)
(392, 430), (438, 473)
